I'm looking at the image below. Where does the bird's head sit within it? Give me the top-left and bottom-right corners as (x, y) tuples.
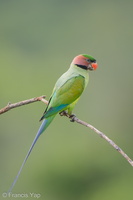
(72, 54), (98, 71)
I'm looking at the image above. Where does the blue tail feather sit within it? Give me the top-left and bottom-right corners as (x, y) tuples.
(8, 115), (55, 193)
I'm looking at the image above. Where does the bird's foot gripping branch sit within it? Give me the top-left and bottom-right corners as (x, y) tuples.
(59, 111), (76, 122)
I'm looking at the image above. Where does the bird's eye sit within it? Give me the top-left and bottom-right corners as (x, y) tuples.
(86, 58), (96, 63)
(86, 59), (91, 62)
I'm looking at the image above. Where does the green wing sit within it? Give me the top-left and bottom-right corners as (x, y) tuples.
(42, 75), (85, 119)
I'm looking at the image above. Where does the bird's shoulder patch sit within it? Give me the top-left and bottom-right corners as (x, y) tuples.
(55, 75), (85, 105)
(40, 75), (85, 120)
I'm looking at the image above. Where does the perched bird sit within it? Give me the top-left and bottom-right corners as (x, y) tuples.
(8, 54), (98, 192)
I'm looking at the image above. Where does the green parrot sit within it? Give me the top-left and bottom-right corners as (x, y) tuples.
(8, 54), (98, 192)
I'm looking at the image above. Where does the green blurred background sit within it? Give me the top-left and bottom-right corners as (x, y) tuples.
(0, 0), (133, 199)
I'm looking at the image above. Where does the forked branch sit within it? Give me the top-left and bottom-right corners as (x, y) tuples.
(0, 95), (47, 114)
(0, 95), (133, 167)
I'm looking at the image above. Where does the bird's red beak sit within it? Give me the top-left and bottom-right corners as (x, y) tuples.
(91, 62), (98, 70)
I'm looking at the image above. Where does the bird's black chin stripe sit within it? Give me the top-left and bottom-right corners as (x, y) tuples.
(76, 64), (88, 70)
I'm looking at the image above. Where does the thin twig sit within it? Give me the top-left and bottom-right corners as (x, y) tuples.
(71, 116), (133, 167)
(59, 111), (133, 167)
(0, 96), (133, 167)
(0, 95), (46, 115)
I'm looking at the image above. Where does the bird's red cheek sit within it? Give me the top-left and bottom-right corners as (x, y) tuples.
(92, 63), (98, 70)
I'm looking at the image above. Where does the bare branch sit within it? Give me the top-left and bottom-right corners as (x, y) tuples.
(0, 96), (133, 167)
(71, 116), (133, 166)
(0, 95), (47, 115)
(59, 111), (133, 166)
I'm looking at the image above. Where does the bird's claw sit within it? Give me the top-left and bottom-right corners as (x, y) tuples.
(59, 111), (76, 122)
(59, 111), (68, 117)
(69, 114), (76, 122)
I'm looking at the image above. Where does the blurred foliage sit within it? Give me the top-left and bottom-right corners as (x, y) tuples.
(0, 0), (133, 199)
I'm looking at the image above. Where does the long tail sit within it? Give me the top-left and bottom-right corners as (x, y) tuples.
(8, 115), (55, 193)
